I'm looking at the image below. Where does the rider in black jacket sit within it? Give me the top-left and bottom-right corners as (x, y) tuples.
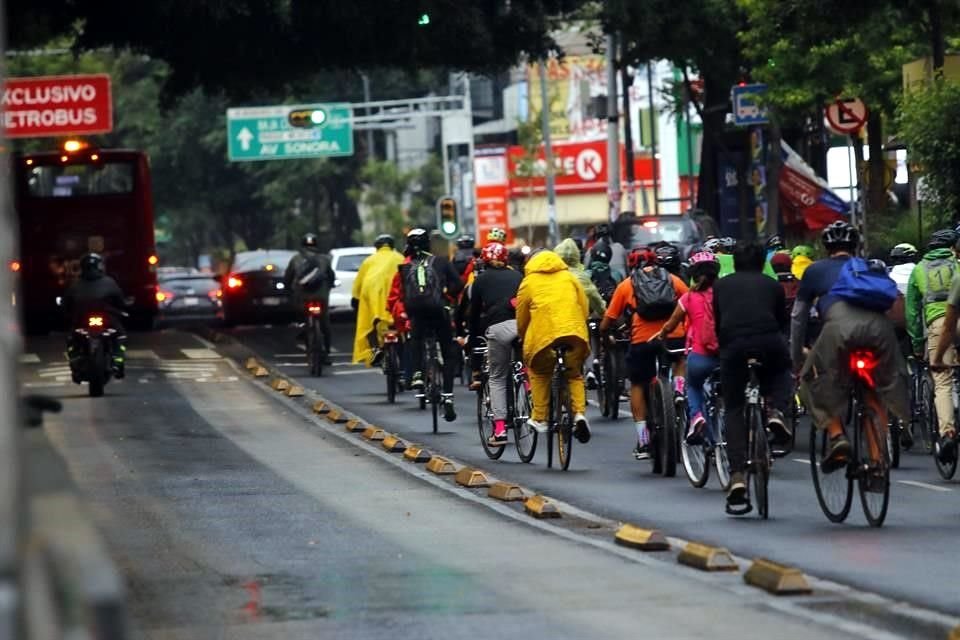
(63, 253), (127, 378)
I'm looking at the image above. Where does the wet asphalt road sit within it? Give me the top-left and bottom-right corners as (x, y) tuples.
(225, 320), (960, 617)
(23, 328), (879, 639)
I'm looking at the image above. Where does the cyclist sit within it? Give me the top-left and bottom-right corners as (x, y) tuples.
(654, 251), (720, 443)
(601, 247), (689, 460)
(791, 221), (909, 472)
(587, 242), (622, 300)
(63, 253), (127, 379)
(770, 252), (799, 334)
(470, 242), (524, 447)
(284, 232), (336, 365)
(487, 227), (508, 245)
(452, 235), (477, 280)
(351, 234), (404, 366)
(653, 243), (686, 281)
(907, 229), (960, 461)
(585, 223), (628, 277)
(715, 237), (736, 277)
(765, 235), (785, 261)
(888, 243), (918, 295)
(790, 245), (815, 280)
(714, 241), (793, 515)
(516, 249), (592, 444)
(398, 228), (464, 421)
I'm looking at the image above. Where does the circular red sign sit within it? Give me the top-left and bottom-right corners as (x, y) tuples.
(825, 98), (868, 134)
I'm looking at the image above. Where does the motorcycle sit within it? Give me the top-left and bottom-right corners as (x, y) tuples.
(68, 312), (121, 397)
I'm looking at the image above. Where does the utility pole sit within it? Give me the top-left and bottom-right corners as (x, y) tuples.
(538, 57), (558, 247)
(647, 62), (660, 216)
(619, 34), (635, 213)
(605, 32), (620, 222)
(360, 73), (375, 159)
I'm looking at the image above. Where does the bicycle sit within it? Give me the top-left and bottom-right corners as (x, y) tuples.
(680, 368), (729, 490)
(739, 357), (772, 519)
(911, 357), (937, 454)
(304, 301), (327, 377)
(415, 335), (444, 434)
(476, 339), (538, 462)
(382, 326), (405, 404)
(597, 323), (628, 420)
(810, 350), (891, 527)
(545, 344), (575, 470)
(927, 363), (960, 480)
(647, 342), (683, 477)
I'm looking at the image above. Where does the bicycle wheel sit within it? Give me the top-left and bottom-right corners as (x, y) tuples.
(597, 356), (609, 417)
(935, 434), (959, 479)
(385, 344), (398, 404)
(308, 319), (323, 376)
(513, 377), (538, 463)
(679, 399), (709, 488)
(919, 373), (937, 454)
(607, 353), (621, 421)
(429, 356), (442, 434)
(887, 418), (900, 469)
(749, 405), (770, 520)
(477, 380), (505, 460)
(858, 405), (891, 528)
(556, 382), (574, 471)
(651, 377), (677, 477)
(809, 421), (853, 524)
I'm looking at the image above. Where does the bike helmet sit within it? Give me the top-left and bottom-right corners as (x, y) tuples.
(590, 241), (612, 265)
(654, 244), (681, 271)
(703, 237), (722, 253)
(456, 234), (475, 249)
(374, 233), (394, 249)
(301, 232), (319, 249)
(627, 247), (655, 270)
(687, 251), (719, 279)
(719, 236), (737, 253)
(481, 242), (508, 266)
(594, 223), (611, 239)
(928, 228), (957, 250)
(821, 221), (858, 251)
(791, 244), (814, 259)
(765, 235), (785, 252)
(487, 227), (507, 243)
(79, 253), (105, 280)
(888, 243), (918, 265)
(406, 227), (430, 252)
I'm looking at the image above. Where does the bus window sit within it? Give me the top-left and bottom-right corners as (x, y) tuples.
(26, 162), (135, 198)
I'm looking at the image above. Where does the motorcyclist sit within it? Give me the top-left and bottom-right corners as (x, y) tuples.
(63, 253), (127, 379)
(284, 233), (336, 365)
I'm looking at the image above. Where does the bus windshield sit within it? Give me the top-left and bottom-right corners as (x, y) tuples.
(26, 161), (135, 198)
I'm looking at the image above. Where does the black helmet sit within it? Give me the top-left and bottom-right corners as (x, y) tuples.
(456, 235), (475, 249)
(889, 243), (918, 265)
(928, 228), (957, 250)
(590, 241), (612, 265)
(821, 221), (858, 251)
(80, 253), (105, 280)
(766, 235), (784, 251)
(374, 234), (394, 249)
(406, 227), (430, 253)
(654, 244), (681, 271)
(719, 236), (737, 253)
(302, 232), (319, 249)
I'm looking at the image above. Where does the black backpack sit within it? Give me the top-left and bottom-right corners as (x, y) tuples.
(297, 254), (330, 292)
(631, 266), (676, 320)
(590, 265), (618, 302)
(403, 255), (445, 311)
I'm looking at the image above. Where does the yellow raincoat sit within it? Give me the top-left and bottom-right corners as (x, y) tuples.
(516, 250), (590, 420)
(352, 246), (405, 364)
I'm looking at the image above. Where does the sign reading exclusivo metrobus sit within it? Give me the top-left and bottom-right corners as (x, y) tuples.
(2, 74), (113, 138)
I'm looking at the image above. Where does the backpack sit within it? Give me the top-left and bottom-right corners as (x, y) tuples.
(590, 264), (618, 302)
(920, 257), (958, 305)
(631, 266), (676, 320)
(828, 257), (898, 312)
(403, 255), (445, 311)
(297, 254), (330, 292)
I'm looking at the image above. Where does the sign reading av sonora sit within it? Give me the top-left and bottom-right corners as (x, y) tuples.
(226, 103), (354, 161)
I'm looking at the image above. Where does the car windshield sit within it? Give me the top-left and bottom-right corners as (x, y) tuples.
(629, 219), (697, 247)
(232, 251), (296, 273)
(335, 253), (368, 272)
(159, 276), (218, 293)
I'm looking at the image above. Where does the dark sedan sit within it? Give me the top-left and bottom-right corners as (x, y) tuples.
(626, 214), (703, 259)
(220, 250), (297, 326)
(156, 272), (223, 326)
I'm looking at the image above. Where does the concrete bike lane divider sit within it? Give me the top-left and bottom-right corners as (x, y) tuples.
(613, 524), (670, 551)
(677, 542), (739, 572)
(744, 558), (812, 596)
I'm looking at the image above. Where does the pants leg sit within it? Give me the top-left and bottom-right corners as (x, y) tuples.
(565, 349), (587, 415)
(686, 353), (717, 418)
(485, 320), (517, 421)
(409, 315), (427, 375)
(927, 316), (957, 435)
(720, 347), (749, 474)
(529, 350), (554, 422)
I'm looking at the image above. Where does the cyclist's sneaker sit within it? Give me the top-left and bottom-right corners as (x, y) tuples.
(673, 376), (686, 397)
(633, 443), (651, 460)
(686, 412), (706, 445)
(821, 433), (851, 473)
(526, 418), (548, 434)
(585, 370), (598, 390)
(573, 413), (591, 443)
(766, 409), (792, 445)
(370, 348), (384, 367)
(487, 432), (508, 447)
(725, 472), (752, 516)
(936, 432), (957, 463)
(410, 372), (425, 390)
(442, 394), (457, 422)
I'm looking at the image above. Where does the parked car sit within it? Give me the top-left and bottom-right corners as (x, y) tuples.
(220, 250), (297, 326)
(329, 246), (375, 313)
(156, 272), (223, 326)
(625, 214), (703, 259)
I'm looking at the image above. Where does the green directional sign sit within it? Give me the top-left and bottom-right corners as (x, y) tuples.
(226, 103), (354, 161)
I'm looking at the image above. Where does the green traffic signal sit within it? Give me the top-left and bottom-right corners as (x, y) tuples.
(418, 13), (430, 25)
(437, 196), (458, 239)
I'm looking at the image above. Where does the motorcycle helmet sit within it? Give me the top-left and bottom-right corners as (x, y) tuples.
(406, 228), (430, 253)
(79, 253), (105, 280)
(456, 235), (475, 250)
(301, 232), (319, 249)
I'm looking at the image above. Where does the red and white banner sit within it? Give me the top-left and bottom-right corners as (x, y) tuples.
(3, 74), (113, 138)
(474, 149), (513, 244)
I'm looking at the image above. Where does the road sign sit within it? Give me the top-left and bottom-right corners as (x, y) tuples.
(3, 74), (112, 138)
(731, 83), (769, 126)
(226, 103), (353, 161)
(825, 98), (868, 135)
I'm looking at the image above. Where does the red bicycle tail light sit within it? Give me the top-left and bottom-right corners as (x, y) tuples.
(849, 350), (878, 387)
(226, 276), (244, 290)
(306, 302), (324, 315)
(384, 330), (399, 343)
(88, 315), (105, 328)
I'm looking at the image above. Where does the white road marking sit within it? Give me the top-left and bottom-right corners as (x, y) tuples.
(897, 480), (952, 492)
(181, 348), (222, 360)
(793, 458), (811, 465)
(19, 354), (41, 364)
(333, 368), (377, 376)
(277, 362), (308, 367)
(126, 349), (159, 359)
(274, 353), (305, 358)
(23, 381), (66, 388)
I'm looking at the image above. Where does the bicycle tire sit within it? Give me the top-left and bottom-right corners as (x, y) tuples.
(749, 404), (770, 520)
(597, 356), (609, 417)
(809, 420), (853, 524)
(477, 380), (505, 460)
(556, 382), (574, 471)
(935, 438), (959, 479)
(919, 373), (937, 454)
(385, 345), (398, 404)
(679, 399), (709, 488)
(652, 377), (677, 477)
(712, 405), (732, 491)
(887, 418), (900, 469)
(858, 405), (890, 528)
(513, 377), (538, 463)
(429, 352), (442, 434)
(608, 352), (622, 421)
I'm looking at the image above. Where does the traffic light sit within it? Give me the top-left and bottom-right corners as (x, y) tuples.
(288, 108), (327, 128)
(436, 196), (459, 239)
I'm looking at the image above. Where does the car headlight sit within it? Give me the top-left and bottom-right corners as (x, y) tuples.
(334, 279), (341, 287)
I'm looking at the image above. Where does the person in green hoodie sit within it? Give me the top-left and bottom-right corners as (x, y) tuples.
(906, 228), (960, 460)
(554, 238), (606, 317)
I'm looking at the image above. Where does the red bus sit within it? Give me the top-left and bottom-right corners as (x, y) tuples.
(14, 142), (159, 332)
